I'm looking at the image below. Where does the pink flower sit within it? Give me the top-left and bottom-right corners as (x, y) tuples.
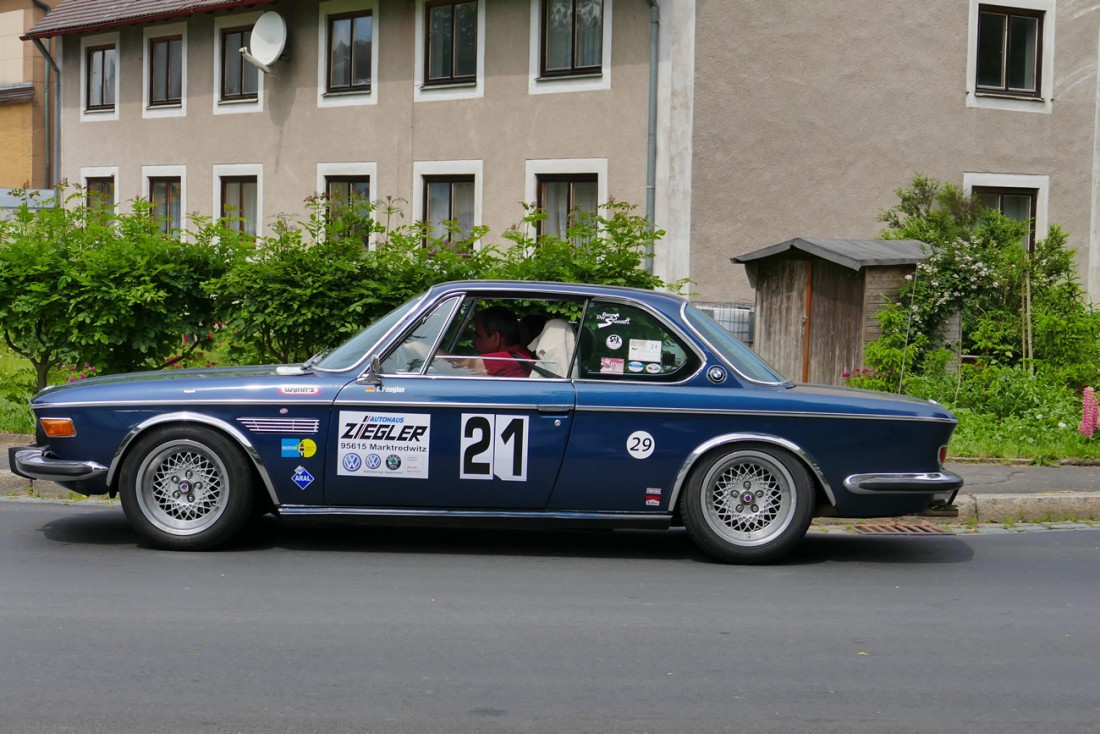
(1079, 387), (1098, 439)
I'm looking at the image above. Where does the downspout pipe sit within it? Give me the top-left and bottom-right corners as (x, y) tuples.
(643, 0), (659, 272)
(29, 0), (58, 189)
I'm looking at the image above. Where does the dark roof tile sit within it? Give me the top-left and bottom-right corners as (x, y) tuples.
(25, 0), (276, 39)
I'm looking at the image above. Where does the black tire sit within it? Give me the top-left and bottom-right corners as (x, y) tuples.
(119, 425), (256, 550)
(681, 443), (814, 564)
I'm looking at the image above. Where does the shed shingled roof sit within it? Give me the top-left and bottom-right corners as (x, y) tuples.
(731, 237), (930, 272)
(24, 0), (276, 39)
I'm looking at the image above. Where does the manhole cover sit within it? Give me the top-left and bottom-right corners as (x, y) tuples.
(851, 521), (953, 536)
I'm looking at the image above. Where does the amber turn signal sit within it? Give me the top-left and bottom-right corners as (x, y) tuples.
(40, 418), (77, 438)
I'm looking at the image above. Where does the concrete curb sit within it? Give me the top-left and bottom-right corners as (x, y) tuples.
(4, 467), (1100, 524)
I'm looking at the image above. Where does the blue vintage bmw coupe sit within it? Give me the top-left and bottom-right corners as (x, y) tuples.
(9, 280), (962, 563)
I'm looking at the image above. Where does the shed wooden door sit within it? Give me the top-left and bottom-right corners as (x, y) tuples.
(755, 259), (863, 385)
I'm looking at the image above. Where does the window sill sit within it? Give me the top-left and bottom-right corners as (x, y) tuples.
(322, 89), (371, 98)
(536, 71), (604, 82)
(420, 80), (477, 90)
(973, 90), (1045, 103)
(83, 107), (116, 114)
(148, 102), (183, 110)
(218, 97), (259, 106)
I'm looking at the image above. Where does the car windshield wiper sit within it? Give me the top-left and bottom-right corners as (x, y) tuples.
(302, 348), (333, 370)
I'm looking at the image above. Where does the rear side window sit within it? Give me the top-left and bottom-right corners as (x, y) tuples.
(576, 300), (699, 381)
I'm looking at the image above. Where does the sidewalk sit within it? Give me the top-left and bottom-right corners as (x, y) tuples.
(3, 434), (1099, 523)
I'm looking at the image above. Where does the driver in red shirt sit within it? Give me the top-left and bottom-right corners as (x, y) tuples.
(472, 306), (537, 378)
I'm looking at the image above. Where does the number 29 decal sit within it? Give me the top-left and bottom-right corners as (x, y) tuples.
(460, 414), (529, 482)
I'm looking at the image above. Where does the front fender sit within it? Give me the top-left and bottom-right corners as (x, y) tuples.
(107, 411), (280, 508)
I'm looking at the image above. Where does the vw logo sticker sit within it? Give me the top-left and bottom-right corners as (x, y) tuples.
(342, 453), (363, 472)
(365, 453), (382, 470)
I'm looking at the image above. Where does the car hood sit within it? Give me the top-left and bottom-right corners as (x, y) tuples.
(30, 365), (336, 406)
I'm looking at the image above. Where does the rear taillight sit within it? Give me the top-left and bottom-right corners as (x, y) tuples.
(938, 445), (949, 467)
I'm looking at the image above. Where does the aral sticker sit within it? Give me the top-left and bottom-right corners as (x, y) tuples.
(338, 411), (430, 479)
(628, 339), (662, 363)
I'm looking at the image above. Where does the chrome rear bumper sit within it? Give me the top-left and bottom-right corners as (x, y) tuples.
(843, 469), (964, 495)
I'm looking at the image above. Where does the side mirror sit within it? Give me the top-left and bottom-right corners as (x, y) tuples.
(358, 355), (383, 386)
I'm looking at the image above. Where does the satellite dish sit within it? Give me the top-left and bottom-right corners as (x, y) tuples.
(241, 11), (287, 74)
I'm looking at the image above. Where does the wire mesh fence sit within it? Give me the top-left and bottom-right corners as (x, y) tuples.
(691, 301), (756, 347)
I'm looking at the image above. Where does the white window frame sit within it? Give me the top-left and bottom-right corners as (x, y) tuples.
(143, 23), (187, 119)
(79, 165), (120, 208)
(412, 159), (483, 245)
(529, 0), (612, 96)
(963, 172), (1049, 241)
(142, 164), (188, 234)
(317, 0), (379, 108)
(80, 32), (120, 122)
(966, 0), (1055, 114)
(414, 0), (486, 102)
(214, 12), (264, 115)
(213, 163), (263, 236)
(524, 157), (608, 235)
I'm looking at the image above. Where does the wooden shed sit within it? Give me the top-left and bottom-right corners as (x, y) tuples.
(732, 238), (929, 386)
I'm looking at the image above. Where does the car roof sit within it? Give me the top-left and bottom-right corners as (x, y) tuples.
(425, 280), (689, 309)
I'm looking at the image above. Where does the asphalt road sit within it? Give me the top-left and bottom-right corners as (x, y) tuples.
(2, 501), (1099, 734)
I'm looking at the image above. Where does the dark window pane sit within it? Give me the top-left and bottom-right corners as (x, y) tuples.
(152, 42), (168, 102)
(1007, 15), (1038, 91)
(575, 0), (602, 67)
(352, 15), (372, 86)
(977, 11), (1006, 88)
(429, 6), (453, 80)
(89, 50), (103, 106)
(330, 17), (350, 88)
(455, 3), (478, 78)
(544, 0), (573, 71)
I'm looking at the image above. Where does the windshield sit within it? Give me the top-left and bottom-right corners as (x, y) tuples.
(313, 295), (424, 372)
(683, 304), (789, 385)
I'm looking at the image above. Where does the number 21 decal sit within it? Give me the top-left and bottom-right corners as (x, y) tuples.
(460, 414), (529, 481)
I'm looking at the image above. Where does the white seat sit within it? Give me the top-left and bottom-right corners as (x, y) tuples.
(527, 318), (576, 379)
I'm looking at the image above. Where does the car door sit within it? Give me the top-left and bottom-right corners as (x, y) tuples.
(324, 293), (578, 509)
(549, 298), (706, 513)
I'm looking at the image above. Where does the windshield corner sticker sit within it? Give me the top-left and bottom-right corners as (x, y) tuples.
(627, 430), (655, 460)
(338, 411), (430, 479)
(281, 438), (317, 458)
(628, 339), (662, 363)
(279, 385), (321, 396)
(291, 466), (315, 490)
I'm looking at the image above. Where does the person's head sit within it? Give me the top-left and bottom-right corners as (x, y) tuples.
(519, 313), (548, 348)
(473, 306), (521, 354)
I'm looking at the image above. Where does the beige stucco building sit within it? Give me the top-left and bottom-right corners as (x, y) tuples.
(22, 0), (1100, 304)
(1, 0), (54, 189)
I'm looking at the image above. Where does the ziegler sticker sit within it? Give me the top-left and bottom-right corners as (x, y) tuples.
(338, 411), (430, 479)
(460, 414), (529, 482)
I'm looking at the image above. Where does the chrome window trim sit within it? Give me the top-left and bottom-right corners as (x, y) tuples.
(312, 292), (429, 374)
(106, 411), (280, 508)
(573, 295), (707, 385)
(681, 301), (790, 387)
(668, 432), (835, 510)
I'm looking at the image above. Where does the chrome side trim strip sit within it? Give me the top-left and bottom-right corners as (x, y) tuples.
(277, 505), (671, 525)
(334, 399), (549, 411)
(572, 405), (958, 424)
(107, 412), (280, 508)
(844, 470), (965, 495)
(32, 399), (331, 408)
(238, 417), (320, 434)
(668, 433), (836, 510)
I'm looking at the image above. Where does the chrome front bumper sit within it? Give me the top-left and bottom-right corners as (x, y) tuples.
(7, 446), (108, 483)
(843, 469), (964, 496)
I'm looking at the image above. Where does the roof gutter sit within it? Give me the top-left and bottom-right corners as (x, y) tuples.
(643, 0), (659, 272)
(21, 0), (275, 40)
